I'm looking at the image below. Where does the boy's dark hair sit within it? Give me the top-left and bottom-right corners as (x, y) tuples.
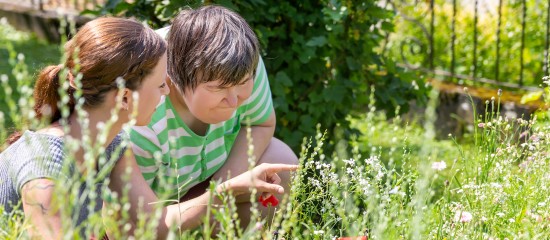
(167, 5), (260, 91)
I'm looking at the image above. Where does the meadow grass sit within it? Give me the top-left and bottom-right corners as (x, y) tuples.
(0, 18), (61, 131)
(3, 20), (550, 240)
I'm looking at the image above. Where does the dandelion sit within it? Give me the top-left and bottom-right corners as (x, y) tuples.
(454, 211), (473, 223)
(432, 161), (447, 171)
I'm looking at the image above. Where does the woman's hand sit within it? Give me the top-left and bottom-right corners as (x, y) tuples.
(217, 163), (298, 196)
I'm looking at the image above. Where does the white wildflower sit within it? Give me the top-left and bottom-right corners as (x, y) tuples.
(388, 186), (399, 194)
(432, 161), (447, 171)
(454, 211), (473, 223)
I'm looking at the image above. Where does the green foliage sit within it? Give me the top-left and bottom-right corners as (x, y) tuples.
(0, 20), (61, 129)
(387, 0), (548, 87)
(90, 0), (429, 151)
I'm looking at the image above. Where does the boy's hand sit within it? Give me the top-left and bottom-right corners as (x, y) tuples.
(218, 163), (298, 196)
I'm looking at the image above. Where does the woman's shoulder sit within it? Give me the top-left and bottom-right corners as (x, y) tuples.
(3, 131), (63, 156)
(103, 130), (130, 165)
(1, 131), (64, 167)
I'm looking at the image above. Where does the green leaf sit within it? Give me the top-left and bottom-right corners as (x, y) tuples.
(346, 57), (360, 70)
(323, 86), (346, 103)
(275, 71), (293, 87)
(298, 47), (315, 64)
(306, 36), (327, 47)
(104, 0), (122, 11)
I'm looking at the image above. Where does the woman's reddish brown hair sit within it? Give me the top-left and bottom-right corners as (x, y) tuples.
(6, 17), (166, 145)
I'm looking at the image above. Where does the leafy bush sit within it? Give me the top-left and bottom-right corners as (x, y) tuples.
(89, 0), (428, 151)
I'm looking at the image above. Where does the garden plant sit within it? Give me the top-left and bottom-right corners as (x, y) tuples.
(3, 0), (550, 239)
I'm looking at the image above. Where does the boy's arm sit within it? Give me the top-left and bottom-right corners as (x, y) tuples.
(107, 147), (294, 239)
(212, 110), (276, 181)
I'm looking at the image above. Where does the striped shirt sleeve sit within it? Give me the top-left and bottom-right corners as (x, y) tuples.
(239, 56), (274, 125)
(130, 126), (163, 185)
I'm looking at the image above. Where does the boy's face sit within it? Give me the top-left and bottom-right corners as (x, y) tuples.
(183, 74), (254, 124)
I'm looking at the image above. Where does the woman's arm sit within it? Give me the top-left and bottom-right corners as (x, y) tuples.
(21, 178), (62, 239)
(106, 150), (170, 238)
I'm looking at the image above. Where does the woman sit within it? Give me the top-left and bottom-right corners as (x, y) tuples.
(0, 17), (297, 239)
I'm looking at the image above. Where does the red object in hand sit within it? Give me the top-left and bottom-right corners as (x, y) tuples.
(258, 195), (279, 207)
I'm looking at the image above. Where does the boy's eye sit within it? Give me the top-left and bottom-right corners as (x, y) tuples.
(238, 80), (249, 86)
(238, 77), (253, 86)
(159, 83), (167, 88)
(206, 85), (226, 91)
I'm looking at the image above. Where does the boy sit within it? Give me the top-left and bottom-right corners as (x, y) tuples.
(130, 5), (297, 224)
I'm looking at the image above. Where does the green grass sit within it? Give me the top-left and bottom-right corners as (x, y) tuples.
(0, 18), (61, 129)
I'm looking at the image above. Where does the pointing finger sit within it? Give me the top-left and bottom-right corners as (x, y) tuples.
(263, 163), (299, 173)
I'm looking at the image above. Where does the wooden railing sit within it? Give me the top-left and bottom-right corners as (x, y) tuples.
(22, 0), (101, 12)
(0, 0), (105, 16)
(0, 0), (104, 42)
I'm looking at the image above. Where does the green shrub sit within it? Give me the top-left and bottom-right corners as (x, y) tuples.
(88, 0), (429, 151)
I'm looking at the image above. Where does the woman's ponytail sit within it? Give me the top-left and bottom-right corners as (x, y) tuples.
(33, 64), (75, 123)
(5, 65), (75, 145)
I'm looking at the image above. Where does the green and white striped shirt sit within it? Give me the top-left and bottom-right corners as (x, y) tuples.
(130, 28), (273, 199)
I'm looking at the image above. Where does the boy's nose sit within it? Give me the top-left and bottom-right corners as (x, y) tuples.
(225, 93), (238, 108)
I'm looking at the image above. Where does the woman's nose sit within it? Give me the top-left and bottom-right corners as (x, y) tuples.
(162, 85), (170, 95)
(162, 77), (170, 95)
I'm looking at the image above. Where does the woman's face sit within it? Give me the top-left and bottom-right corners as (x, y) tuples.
(182, 74), (254, 124)
(131, 53), (169, 126)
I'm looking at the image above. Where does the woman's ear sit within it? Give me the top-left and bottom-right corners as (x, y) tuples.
(120, 89), (131, 111)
